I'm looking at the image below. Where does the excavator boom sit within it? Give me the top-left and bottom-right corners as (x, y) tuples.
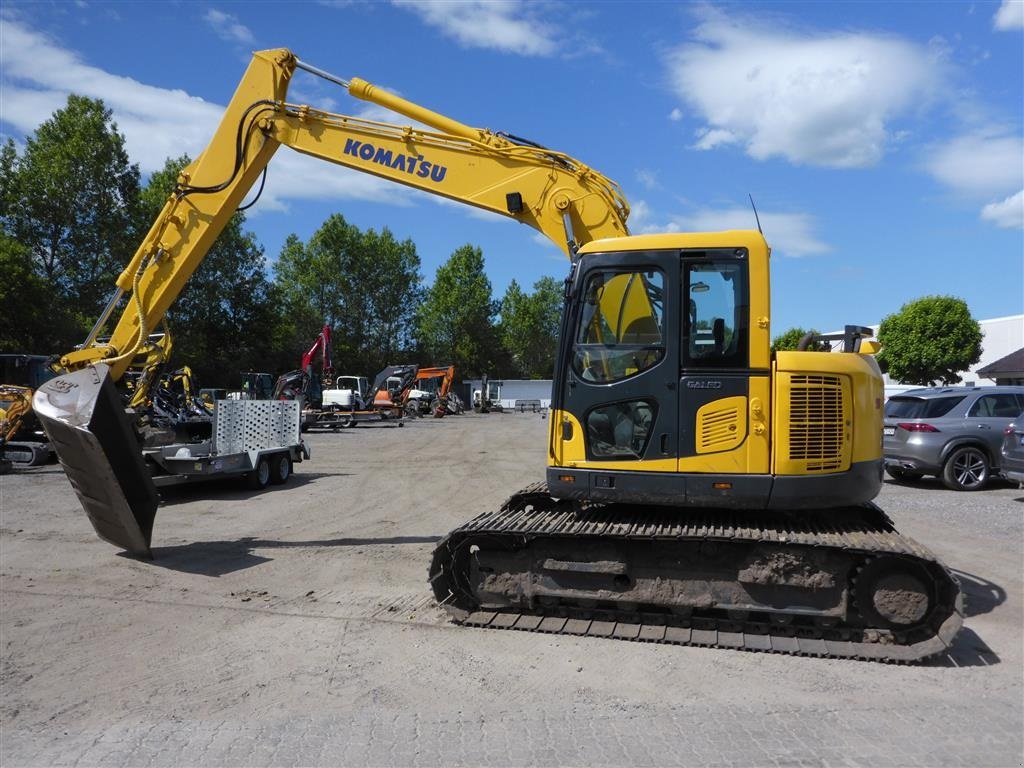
(36, 47), (622, 551)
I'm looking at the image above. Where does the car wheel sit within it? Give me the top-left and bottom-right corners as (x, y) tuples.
(269, 453), (291, 485)
(246, 457), (271, 490)
(885, 466), (923, 483)
(941, 446), (989, 491)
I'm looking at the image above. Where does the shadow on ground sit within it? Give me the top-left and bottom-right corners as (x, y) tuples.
(156, 471), (345, 506)
(929, 627), (1001, 667)
(921, 569), (1006, 667)
(952, 569), (1007, 618)
(136, 534), (442, 576)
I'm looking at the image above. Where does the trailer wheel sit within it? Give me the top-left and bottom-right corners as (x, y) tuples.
(270, 453), (292, 485)
(246, 457), (271, 489)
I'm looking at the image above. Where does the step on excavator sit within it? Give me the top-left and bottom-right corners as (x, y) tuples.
(33, 48), (962, 661)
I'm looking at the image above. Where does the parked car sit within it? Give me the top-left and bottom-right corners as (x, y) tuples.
(883, 386), (1024, 491)
(1000, 410), (1024, 485)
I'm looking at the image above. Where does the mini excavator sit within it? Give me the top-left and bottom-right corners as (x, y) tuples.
(33, 49), (961, 661)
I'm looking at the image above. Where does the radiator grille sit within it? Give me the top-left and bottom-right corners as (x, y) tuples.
(788, 375), (844, 471)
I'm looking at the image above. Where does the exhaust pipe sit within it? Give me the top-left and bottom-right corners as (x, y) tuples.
(33, 364), (158, 557)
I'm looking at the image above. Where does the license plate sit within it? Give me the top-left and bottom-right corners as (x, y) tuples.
(883, 427), (895, 436)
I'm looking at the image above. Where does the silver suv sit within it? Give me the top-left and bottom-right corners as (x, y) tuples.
(883, 386), (1024, 491)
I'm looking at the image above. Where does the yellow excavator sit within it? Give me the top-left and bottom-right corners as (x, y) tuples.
(33, 49), (961, 661)
(1, 354), (57, 469)
(121, 329), (174, 411)
(0, 333), (178, 470)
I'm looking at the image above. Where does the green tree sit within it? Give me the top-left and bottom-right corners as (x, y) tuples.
(273, 214), (422, 375)
(0, 234), (77, 353)
(499, 276), (563, 377)
(0, 140), (17, 222)
(1, 96), (140, 322)
(360, 226), (423, 372)
(771, 327), (830, 353)
(877, 296), (983, 385)
(416, 244), (497, 376)
(137, 155), (282, 384)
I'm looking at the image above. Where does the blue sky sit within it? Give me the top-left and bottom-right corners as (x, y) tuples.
(1, 1), (1022, 335)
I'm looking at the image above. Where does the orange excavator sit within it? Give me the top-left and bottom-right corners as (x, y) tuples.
(405, 365), (458, 417)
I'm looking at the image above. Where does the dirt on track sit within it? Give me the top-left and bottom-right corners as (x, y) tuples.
(1, 412), (1021, 766)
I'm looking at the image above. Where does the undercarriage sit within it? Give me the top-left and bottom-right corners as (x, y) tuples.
(429, 483), (963, 662)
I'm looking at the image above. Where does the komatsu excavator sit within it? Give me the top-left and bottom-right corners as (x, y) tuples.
(33, 48), (961, 661)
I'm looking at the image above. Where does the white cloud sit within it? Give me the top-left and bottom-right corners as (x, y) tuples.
(668, 108), (683, 122)
(665, 8), (944, 168)
(1, 19), (222, 171)
(631, 201), (829, 258)
(994, 0), (1024, 30)
(531, 230), (565, 260)
(0, 18), (417, 211)
(980, 189), (1024, 229)
(635, 169), (658, 190)
(925, 131), (1024, 195)
(203, 9), (254, 44)
(693, 127), (737, 151)
(623, 199), (653, 232)
(392, 0), (557, 56)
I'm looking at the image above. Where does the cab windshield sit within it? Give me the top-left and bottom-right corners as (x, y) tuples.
(572, 269), (665, 384)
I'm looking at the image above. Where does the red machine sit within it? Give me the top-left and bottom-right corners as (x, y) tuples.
(273, 324), (334, 406)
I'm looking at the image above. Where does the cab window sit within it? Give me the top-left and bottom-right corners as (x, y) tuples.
(586, 400), (656, 459)
(572, 269), (665, 384)
(683, 260), (748, 368)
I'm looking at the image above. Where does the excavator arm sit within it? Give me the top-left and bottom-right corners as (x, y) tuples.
(302, 324), (333, 384)
(123, 329), (174, 410)
(33, 47), (630, 555)
(409, 365), (456, 417)
(57, 48), (628, 382)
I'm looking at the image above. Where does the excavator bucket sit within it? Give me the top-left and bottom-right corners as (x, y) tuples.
(33, 364), (158, 558)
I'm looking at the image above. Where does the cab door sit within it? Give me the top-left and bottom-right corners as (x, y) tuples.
(678, 249), (771, 502)
(555, 250), (680, 472)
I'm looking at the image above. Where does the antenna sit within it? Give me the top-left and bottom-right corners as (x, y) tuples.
(748, 194), (763, 235)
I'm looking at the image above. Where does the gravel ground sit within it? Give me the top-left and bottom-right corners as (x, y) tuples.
(1, 412), (1021, 767)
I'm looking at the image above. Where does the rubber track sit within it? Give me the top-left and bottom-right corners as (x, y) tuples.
(430, 483), (964, 663)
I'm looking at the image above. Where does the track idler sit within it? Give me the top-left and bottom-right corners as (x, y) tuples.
(33, 364), (158, 557)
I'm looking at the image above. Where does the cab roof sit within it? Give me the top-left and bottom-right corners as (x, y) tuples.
(578, 230), (769, 255)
